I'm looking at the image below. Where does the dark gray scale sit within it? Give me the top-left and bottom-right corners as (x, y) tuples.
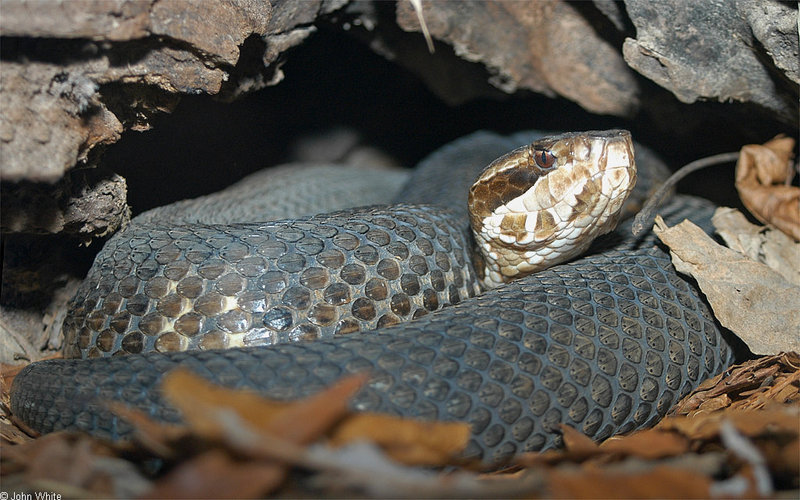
(11, 130), (739, 466)
(62, 205), (481, 358)
(11, 195), (737, 464)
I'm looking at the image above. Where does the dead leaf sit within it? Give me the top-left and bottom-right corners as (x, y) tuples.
(159, 370), (367, 445)
(329, 413), (470, 465)
(107, 403), (188, 458)
(559, 424), (600, 455)
(11, 362), (796, 499)
(519, 425), (690, 467)
(141, 449), (286, 499)
(301, 441), (542, 498)
(111, 371), (378, 497)
(514, 425), (602, 467)
(657, 405), (800, 441)
(654, 216), (800, 355)
(546, 466), (713, 499)
(599, 429), (689, 460)
(713, 207), (800, 286)
(158, 369), (289, 439)
(709, 463), (765, 499)
(778, 438), (800, 478)
(735, 135), (800, 241)
(1, 432), (149, 496)
(256, 372), (369, 444)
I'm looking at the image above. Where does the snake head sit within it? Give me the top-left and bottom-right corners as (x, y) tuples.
(468, 129), (637, 287)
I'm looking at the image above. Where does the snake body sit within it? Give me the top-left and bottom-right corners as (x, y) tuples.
(11, 131), (737, 464)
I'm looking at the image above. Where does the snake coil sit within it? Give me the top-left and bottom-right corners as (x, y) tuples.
(11, 130), (737, 464)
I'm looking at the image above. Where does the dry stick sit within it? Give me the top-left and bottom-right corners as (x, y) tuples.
(632, 152), (741, 236)
(408, 0), (435, 53)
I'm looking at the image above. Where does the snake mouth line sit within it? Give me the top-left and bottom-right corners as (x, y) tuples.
(471, 130), (637, 287)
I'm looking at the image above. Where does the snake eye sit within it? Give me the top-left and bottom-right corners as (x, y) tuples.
(534, 149), (556, 169)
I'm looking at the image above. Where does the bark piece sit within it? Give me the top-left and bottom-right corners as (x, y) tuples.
(671, 353), (800, 416)
(396, 0), (640, 116)
(2, 169), (130, 238)
(0, 0), (152, 41)
(622, 0), (798, 125)
(0, 0), (287, 182)
(0, 59), (123, 182)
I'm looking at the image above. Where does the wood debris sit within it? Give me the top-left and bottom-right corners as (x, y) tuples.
(2, 355), (797, 498)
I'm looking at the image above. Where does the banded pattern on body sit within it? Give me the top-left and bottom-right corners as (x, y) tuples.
(62, 206), (480, 358)
(10, 130), (737, 465)
(11, 199), (735, 463)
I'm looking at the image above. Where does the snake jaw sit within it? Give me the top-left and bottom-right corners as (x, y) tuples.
(468, 130), (637, 288)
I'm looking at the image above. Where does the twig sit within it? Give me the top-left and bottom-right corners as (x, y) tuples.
(408, 0), (435, 53)
(632, 152), (741, 236)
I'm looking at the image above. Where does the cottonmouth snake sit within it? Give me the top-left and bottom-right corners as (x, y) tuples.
(10, 130), (737, 464)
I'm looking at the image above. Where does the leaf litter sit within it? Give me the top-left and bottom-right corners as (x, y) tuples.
(2, 137), (800, 498)
(651, 135), (799, 355)
(2, 354), (798, 498)
(734, 135), (800, 241)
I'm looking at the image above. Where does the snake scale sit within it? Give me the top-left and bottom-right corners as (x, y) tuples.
(11, 130), (737, 464)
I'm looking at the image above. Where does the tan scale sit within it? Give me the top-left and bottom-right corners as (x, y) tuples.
(468, 130), (637, 288)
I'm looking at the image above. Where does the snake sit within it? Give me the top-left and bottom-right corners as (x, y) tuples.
(10, 130), (737, 465)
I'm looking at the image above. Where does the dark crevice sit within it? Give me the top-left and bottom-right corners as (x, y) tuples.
(105, 27), (623, 217)
(570, 1), (635, 49)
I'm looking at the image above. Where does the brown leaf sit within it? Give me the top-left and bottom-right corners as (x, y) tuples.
(599, 429), (689, 459)
(1, 432), (125, 495)
(713, 207), (800, 286)
(329, 413), (470, 466)
(258, 372), (369, 444)
(657, 406), (800, 441)
(778, 438), (800, 478)
(109, 369), (375, 497)
(158, 369), (290, 440)
(141, 449), (286, 499)
(107, 402), (188, 458)
(735, 135), (800, 241)
(654, 216), (800, 355)
(160, 369), (368, 447)
(546, 465), (712, 499)
(560, 424), (600, 455)
(514, 425), (600, 467)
